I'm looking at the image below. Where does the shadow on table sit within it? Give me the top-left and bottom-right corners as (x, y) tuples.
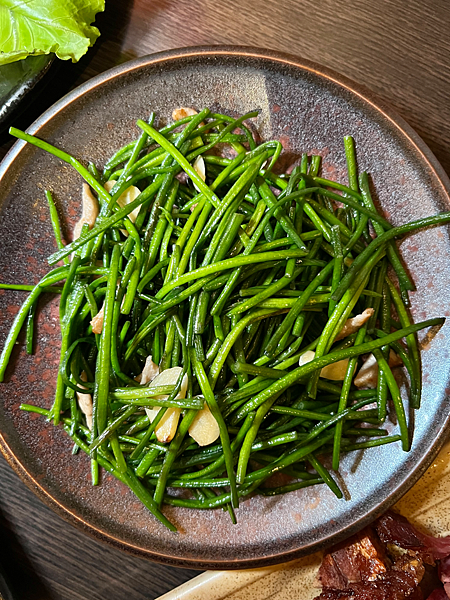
(0, 506), (51, 600)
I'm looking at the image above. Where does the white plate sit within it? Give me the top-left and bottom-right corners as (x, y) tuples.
(157, 439), (450, 600)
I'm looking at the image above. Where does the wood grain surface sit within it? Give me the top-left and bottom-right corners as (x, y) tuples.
(0, 0), (449, 598)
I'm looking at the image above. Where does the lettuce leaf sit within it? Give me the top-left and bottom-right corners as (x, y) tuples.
(0, 0), (105, 66)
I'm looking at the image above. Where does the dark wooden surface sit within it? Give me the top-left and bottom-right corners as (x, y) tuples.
(0, 0), (449, 598)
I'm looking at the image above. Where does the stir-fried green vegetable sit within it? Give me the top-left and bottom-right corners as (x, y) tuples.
(0, 108), (446, 532)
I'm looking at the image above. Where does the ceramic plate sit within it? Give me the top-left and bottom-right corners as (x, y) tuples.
(1, 46), (450, 569)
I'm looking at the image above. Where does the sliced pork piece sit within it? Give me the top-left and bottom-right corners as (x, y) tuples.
(376, 511), (426, 549)
(375, 511), (434, 564)
(318, 528), (388, 589)
(315, 556), (424, 600)
(314, 511), (433, 600)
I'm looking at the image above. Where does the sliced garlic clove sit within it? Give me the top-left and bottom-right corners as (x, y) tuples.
(388, 350), (403, 369)
(299, 350), (316, 366)
(354, 350), (402, 389)
(192, 156), (206, 193)
(145, 407), (160, 421)
(139, 355), (159, 385)
(90, 303), (104, 334)
(299, 349), (351, 381)
(116, 186), (141, 223)
(193, 156), (206, 181)
(188, 405), (220, 446)
(73, 183), (99, 241)
(320, 359), (351, 381)
(142, 366), (188, 443)
(145, 407), (181, 443)
(104, 180), (141, 223)
(354, 365), (378, 389)
(355, 354), (377, 380)
(172, 108), (205, 191)
(172, 107), (198, 121)
(334, 308), (375, 342)
(149, 367), (188, 399)
(76, 371), (93, 430)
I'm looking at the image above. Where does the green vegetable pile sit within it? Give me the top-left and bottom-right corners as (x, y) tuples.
(0, 0), (104, 66)
(0, 108), (447, 531)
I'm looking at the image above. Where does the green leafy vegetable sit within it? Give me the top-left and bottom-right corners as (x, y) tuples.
(0, 0), (105, 66)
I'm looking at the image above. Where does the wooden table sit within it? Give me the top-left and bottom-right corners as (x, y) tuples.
(0, 1), (449, 598)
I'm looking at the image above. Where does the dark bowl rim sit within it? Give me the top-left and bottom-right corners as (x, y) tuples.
(0, 54), (55, 127)
(1, 44), (450, 570)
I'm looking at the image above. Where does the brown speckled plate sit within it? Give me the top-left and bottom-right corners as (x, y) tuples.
(1, 46), (450, 569)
